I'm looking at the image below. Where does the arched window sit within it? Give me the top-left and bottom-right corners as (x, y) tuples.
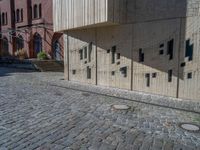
(34, 33), (42, 54)
(2, 13), (5, 25)
(16, 35), (24, 50)
(30, 6), (32, 19)
(13, 11), (16, 23)
(16, 9), (20, 22)
(2, 37), (9, 53)
(53, 40), (62, 60)
(21, 9), (23, 22)
(39, 4), (42, 18)
(34, 5), (38, 19)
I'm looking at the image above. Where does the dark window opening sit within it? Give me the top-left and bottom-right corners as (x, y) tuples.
(34, 5), (38, 18)
(117, 53), (120, 59)
(111, 71), (115, 76)
(16, 9), (20, 22)
(87, 66), (91, 79)
(167, 39), (174, 60)
(120, 67), (127, 77)
(185, 39), (193, 61)
(187, 72), (192, 79)
(107, 49), (110, 53)
(152, 73), (157, 78)
(88, 43), (92, 62)
(79, 49), (83, 60)
(21, 9), (23, 22)
(30, 6), (32, 19)
(13, 11), (15, 23)
(2, 13), (5, 25)
(111, 46), (116, 64)
(159, 50), (164, 55)
(181, 62), (186, 67)
(139, 49), (144, 62)
(72, 70), (76, 75)
(145, 73), (150, 87)
(117, 62), (120, 65)
(39, 4), (42, 18)
(168, 70), (173, 82)
(84, 47), (87, 59)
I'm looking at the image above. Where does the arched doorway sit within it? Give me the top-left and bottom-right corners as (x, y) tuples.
(2, 37), (9, 56)
(53, 40), (62, 61)
(33, 33), (42, 57)
(16, 35), (24, 51)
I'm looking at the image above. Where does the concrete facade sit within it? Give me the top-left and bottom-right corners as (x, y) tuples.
(0, 0), (64, 60)
(53, 0), (200, 101)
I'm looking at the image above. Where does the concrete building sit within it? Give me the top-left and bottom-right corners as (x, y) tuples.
(53, 0), (200, 101)
(0, 0), (63, 60)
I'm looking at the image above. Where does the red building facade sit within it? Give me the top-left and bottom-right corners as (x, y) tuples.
(0, 0), (63, 60)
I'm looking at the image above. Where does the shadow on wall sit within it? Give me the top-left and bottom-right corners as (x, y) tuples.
(66, 18), (187, 80)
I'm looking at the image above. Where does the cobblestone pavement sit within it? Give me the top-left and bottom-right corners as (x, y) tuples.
(0, 67), (200, 150)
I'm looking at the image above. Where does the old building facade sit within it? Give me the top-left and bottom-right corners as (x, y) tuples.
(53, 0), (200, 101)
(0, 0), (63, 60)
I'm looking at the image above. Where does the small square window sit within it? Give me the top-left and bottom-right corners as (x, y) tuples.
(111, 71), (115, 76)
(72, 70), (76, 75)
(181, 62), (186, 67)
(159, 50), (164, 55)
(107, 49), (110, 53)
(117, 62), (120, 65)
(152, 73), (157, 78)
(120, 67), (127, 77)
(187, 72), (192, 79)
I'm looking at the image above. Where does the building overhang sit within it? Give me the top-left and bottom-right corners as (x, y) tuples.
(53, 0), (121, 32)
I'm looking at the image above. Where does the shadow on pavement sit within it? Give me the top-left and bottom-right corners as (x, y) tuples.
(0, 67), (36, 77)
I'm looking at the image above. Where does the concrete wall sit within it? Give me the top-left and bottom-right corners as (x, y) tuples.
(55, 0), (200, 101)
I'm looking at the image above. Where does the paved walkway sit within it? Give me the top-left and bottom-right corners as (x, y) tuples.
(0, 67), (199, 150)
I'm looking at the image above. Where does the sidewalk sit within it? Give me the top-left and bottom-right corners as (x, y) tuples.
(37, 72), (200, 114)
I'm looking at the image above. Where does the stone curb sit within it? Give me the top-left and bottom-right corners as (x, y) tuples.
(47, 80), (200, 114)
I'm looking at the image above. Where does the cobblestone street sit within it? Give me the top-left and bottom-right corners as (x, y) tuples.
(0, 67), (200, 150)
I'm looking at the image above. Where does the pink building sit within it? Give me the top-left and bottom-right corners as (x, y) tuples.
(0, 0), (63, 60)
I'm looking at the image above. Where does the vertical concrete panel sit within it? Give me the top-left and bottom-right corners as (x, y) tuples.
(132, 19), (181, 97)
(179, 16), (200, 101)
(97, 25), (132, 90)
(64, 34), (69, 80)
(67, 29), (96, 85)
